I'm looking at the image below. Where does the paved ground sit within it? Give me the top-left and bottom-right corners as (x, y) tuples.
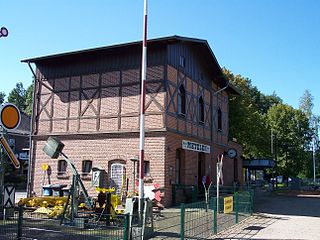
(212, 189), (320, 240)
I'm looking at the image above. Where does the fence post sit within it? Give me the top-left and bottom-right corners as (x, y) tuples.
(250, 189), (254, 214)
(123, 213), (129, 240)
(234, 192), (239, 224)
(213, 197), (217, 234)
(180, 203), (185, 240)
(17, 206), (23, 240)
(172, 184), (176, 206)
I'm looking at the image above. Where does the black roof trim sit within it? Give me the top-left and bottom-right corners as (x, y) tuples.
(21, 35), (240, 95)
(21, 35), (208, 63)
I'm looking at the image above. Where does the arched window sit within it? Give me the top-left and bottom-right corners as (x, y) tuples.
(218, 108), (222, 131)
(109, 162), (126, 195)
(199, 96), (204, 123)
(178, 85), (186, 115)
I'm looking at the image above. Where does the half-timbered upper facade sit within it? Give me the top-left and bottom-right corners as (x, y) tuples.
(23, 36), (242, 206)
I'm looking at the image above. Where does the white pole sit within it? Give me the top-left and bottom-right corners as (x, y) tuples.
(138, 0), (148, 217)
(313, 138), (316, 183)
(216, 161), (219, 214)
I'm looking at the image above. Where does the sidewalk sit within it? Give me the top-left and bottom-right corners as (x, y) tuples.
(211, 188), (320, 240)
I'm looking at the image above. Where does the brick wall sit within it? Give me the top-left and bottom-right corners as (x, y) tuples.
(32, 134), (166, 200)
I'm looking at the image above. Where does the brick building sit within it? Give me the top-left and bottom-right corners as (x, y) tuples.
(23, 36), (242, 206)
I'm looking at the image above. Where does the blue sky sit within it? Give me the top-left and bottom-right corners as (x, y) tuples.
(1, 0), (319, 114)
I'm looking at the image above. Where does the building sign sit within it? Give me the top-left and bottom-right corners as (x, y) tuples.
(182, 140), (210, 154)
(224, 196), (233, 214)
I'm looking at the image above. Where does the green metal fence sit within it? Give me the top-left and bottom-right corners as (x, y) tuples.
(172, 184), (198, 206)
(179, 190), (254, 239)
(0, 190), (253, 240)
(0, 207), (127, 240)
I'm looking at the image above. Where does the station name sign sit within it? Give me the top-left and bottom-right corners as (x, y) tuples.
(182, 140), (210, 154)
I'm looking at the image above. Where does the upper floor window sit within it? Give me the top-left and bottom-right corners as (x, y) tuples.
(82, 160), (92, 176)
(57, 159), (67, 176)
(199, 96), (204, 123)
(178, 85), (186, 116)
(218, 108), (222, 131)
(179, 56), (185, 67)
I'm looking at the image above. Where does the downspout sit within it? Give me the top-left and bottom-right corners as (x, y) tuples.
(26, 61), (37, 197)
(212, 81), (229, 180)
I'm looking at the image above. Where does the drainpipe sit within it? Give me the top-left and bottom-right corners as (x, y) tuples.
(212, 81), (229, 185)
(26, 62), (37, 197)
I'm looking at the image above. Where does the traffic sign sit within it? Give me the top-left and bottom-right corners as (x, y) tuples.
(224, 196), (233, 214)
(3, 186), (15, 208)
(0, 136), (20, 168)
(0, 103), (21, 130)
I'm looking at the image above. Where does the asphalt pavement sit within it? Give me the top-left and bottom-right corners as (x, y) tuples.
(212, 188), (320, 240)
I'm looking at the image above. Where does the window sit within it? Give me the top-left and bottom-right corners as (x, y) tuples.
(178, 85), (186, 115)
(179, 56), (185, 67)
(137, 161), (150, 176)
(57, 160), (67, 176)
(218, 108), (222, 131)
(110, 163), (126, 195)
(199, 96), (204, 123)
(82, 160), (92, 176)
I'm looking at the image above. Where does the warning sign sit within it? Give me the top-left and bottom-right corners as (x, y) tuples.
(0, 136), (20, 169)
(0, 103), (21, 130)
(3, 186), (15, 208)
(224, 196), (233, 214)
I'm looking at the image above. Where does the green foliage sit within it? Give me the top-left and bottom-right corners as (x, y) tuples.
(25, 83), (34, 116)
(0, 91), (5, 105)
(299, 90), (313, 119)
(224, 68), (316, 178)
(6, 82), (33, 116)
(7, 82), (27, 111)
(224, 69), (273, 158)
(267, 104), (311, 177)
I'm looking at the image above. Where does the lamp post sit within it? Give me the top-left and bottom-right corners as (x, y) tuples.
(130, 156), (138, 195)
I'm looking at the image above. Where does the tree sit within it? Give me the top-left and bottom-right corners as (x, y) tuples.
(299, 90), (319, 179)
(7, 82), (27, 111)
(0, 91), (5, 105)
(267, 103), (311, 177)
(224, 68), (271, 158)
(299, 90), (313, 119)
(25, 83), (34, 116)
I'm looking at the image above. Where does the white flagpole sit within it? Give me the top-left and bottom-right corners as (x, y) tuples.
(138, 0), (148, 217)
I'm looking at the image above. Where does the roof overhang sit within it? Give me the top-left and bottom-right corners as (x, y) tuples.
(22, 35), (240, 95)
(243, 159), (276, 170)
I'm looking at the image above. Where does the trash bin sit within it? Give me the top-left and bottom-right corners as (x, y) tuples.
(62, 187), (70, 197)
(51, 184), (67, 197)
(43, 185), (53, 196)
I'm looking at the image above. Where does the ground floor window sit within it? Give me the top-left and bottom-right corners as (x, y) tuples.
(82, 160), (92, 176)
(57, 159), (67, 176)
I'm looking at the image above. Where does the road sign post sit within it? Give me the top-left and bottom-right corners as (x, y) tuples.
(0, 103), (21, 210)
